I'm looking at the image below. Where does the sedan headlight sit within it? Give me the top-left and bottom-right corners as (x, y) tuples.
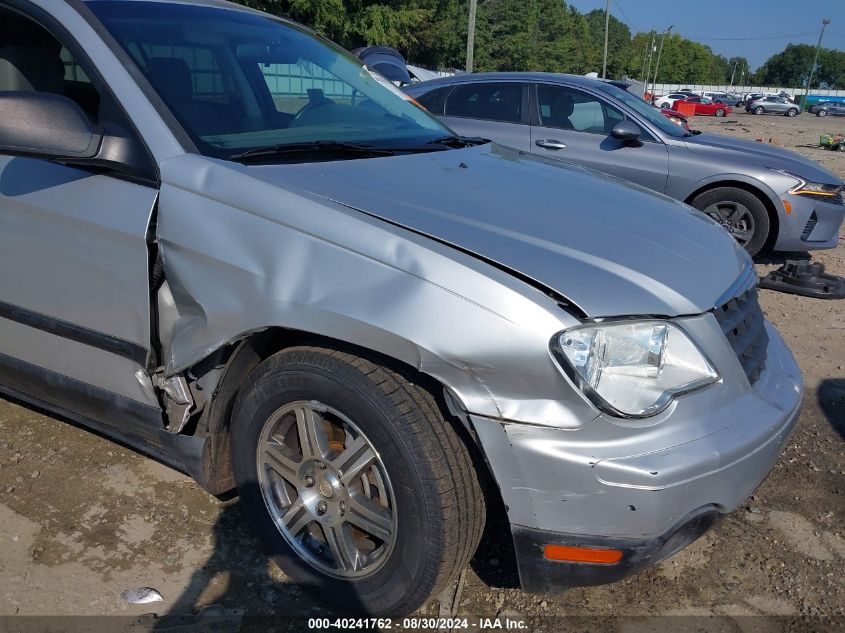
(788, 178), (843, 200)
(551, 321), (719, 418)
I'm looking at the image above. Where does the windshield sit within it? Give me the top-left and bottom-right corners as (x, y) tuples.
(593, 82), (688, 138)
(88, 1), (451, 160)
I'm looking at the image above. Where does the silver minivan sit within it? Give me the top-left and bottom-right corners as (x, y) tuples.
(0, 0), (802, 616)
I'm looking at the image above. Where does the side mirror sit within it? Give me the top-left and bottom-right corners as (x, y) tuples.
(0, 92), (102, 159)
(611, 120), (641, 144)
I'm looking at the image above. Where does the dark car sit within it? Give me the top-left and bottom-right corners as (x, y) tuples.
(809, 101), (845, 117)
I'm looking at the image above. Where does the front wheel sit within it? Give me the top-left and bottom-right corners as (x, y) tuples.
(715, 108), (726, 117)
(230, 346), (485, 616)
(818, 110), (827, 117)
(786, 108), (798, 117)
(691, 187), (770, 256)
(660, 101), (671, 108)
(754, 106), (764, 115)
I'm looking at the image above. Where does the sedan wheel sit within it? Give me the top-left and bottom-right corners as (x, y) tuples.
(754, 106), (764, 115)
(691, 186), (770, 256)
(818, 110), (827, 117)
(715, 108), (726, 117)
(231, 346), (485, 615)
(786, 108), (798, 117)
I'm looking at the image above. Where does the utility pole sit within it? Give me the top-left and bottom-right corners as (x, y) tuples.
(650, 25), (673, 103)
(803, 18), (830, 106)
(465, 0), (477, 73)
(729, 60), (737, 87)
(602, 0), (611, 79)
(640, 31), (655, 83)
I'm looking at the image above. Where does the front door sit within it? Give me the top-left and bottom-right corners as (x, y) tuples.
(0, 8), (159, 412)
(529, 83), (669, 194)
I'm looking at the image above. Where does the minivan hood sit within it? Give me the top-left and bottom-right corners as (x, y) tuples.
(246, 143), (749, 317)
(684, 132), (839, 184)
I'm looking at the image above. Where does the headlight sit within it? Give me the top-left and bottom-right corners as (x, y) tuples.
(788, 178), (843, 200)
(551, 321), (719, 418)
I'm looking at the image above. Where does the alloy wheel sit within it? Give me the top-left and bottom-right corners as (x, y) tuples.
(703, 201), (756, 247)
(256, 400), (397, 579)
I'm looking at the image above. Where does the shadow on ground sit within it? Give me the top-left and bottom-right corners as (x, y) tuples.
(818, 378), (845, 441)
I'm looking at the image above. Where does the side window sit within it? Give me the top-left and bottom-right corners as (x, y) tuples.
(415, 85), (452, 115)
(0, 10), (104, 122)
(536, 84), (625, 134)
(445, 82), (523, 123)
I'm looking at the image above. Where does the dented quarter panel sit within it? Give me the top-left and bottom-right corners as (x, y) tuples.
(156, 154), (601, 425)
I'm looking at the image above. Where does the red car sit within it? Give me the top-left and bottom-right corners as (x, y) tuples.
(673, 96), (732, 117)
(660, 108), (691, 130)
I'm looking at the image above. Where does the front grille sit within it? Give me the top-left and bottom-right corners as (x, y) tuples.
(712, 286), (768, 384)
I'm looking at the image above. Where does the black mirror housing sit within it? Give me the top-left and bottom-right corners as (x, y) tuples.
(611, 119), (641, 144)
(0, 92), (101, 159)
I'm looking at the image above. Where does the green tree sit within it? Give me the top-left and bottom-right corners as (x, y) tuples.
(584, 9), (631, 78)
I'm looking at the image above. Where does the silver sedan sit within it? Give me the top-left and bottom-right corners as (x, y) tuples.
(747, 95), (802, 116)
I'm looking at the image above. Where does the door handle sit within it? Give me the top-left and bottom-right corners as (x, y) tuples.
(535, 139), (566, 150)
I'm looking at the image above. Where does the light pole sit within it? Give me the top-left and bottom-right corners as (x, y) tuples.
(465, 0), (478, 73)
(602, 0), (611, 79)
(650, 25), (673, 102)
(802, 18), (830, 106)
(641, 31), (655, 84)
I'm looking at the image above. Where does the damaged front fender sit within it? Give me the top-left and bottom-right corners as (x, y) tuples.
(155, 155), (597, 427)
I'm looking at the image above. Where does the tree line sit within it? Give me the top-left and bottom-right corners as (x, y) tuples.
(238, 0), (845, 89)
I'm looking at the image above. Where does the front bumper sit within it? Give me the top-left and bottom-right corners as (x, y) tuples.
(471, 321), (802, 592)
(774, 191), (844, 251)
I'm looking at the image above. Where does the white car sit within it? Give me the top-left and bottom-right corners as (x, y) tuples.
(655, 92), (691, 108)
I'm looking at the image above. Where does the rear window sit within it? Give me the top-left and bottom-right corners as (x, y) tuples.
(445, 82), (523, 124)
(414, 85), (451, 115)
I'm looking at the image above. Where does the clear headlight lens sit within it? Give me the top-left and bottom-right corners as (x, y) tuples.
(788, 178), (843, 200)
(552, 321), (719, 418)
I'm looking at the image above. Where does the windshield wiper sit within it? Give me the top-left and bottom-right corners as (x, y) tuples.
(422, 135), (488, 148)
(381, 135), (490, 154)
(230, 140), (396, 162)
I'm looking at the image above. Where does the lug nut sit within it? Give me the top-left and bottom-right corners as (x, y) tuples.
(315, 461), (326, 469)
(316, 500), (328, 515)
(303, 475), (315, 487)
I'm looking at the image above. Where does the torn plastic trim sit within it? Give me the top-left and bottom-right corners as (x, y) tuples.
(152, 373), (194, 433)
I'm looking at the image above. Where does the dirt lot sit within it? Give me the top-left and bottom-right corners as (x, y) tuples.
(1, 110), (843, 633)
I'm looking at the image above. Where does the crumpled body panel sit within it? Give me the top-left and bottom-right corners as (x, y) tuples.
(156, 154), (599, 426)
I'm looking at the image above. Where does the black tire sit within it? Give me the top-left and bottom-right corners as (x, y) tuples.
(715, 108), (726, 117)
(660, 102), (670, 108)
(754, 106), (764, 115)
(230, 345), (485, 616)
(786, 108), (798, 117)
(818, 109), (827, 117)
(691, 186), (771, 256)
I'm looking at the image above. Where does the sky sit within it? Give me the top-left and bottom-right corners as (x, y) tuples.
(566, 0), (845, 70)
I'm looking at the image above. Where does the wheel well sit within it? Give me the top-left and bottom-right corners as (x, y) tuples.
(685, 180), (780, 252)
(193, 328), (504, 524)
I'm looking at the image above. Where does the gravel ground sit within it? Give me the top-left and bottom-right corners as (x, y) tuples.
(0, 110), (843, 632)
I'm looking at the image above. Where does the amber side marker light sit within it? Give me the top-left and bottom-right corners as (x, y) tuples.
(782, 199), (792, 214)
(543, 544), (624, 564)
